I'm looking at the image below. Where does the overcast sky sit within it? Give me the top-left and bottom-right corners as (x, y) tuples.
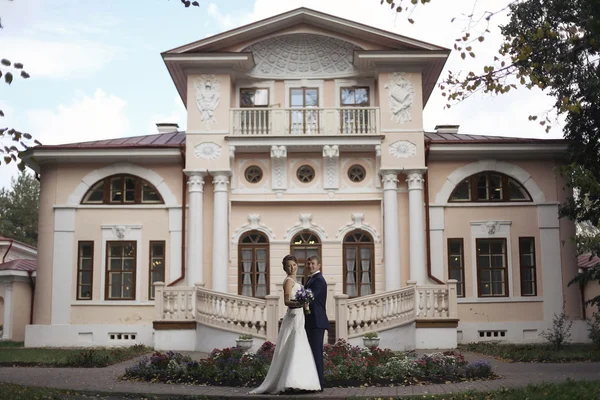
(0, 0), (563, 189)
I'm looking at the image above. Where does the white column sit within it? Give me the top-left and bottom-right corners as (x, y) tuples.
(538, 204), (564, 322)
(407, 170), (427, 285)
(2, 282), (12, 339)
(212, 171), (231, 292)
(185, 171), (206, 286)
(52, 208), (75, 324)
(381, 170), (401, 291)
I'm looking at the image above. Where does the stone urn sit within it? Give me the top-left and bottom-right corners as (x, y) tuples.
(362, 336), (380, 348)
(236, 338), (253, 351)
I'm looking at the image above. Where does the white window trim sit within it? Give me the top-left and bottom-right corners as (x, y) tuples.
(284, 79), (325, 108)
(334, 78), (375, 108)
(101, 225), (143, 302)
(235, 80), (276, 108)
(470, 221), (513, 299)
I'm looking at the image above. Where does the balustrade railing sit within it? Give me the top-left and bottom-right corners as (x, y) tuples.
(230, 107), (380, 136)
(153, 280), (457, 343)
(154, 282), (195, 320)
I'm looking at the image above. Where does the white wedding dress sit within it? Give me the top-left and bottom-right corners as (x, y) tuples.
(249, 277), (322, 394)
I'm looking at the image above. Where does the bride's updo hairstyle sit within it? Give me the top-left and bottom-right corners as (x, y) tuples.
(282, 254), (298, 272)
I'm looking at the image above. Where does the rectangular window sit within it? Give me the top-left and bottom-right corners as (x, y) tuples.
(340, 87), (370, 134)
(77, 241), (94, 300)
(447, 238), (465, 297)
(519, 237), (537, 296)
(290, 87), (319, 134)
(149, 241), (165, 300)
(105, 241), (137, 300)
(476, 238), (508, 297)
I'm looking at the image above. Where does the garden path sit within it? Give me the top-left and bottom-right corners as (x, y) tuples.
(0, 351), (599, 399)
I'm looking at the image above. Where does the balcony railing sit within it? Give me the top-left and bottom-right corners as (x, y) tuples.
(230, 107), (380, 136)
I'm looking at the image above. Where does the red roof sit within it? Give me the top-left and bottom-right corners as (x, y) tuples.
(0, 236), (37, 251)
(0, 259), (36, 272)
(31, 131), (565, 151)
(578, 254), (600, 269)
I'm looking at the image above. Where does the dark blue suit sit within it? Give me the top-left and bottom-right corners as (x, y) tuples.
(304, 272), (329, 389)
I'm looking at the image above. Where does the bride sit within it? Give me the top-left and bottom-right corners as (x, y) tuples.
(249, 255), (322, 394)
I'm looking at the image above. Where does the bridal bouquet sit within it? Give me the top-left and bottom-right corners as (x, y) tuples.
(294, 287), (314, 314)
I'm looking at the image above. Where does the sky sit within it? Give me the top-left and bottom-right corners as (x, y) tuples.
(0, 0), (564, 189)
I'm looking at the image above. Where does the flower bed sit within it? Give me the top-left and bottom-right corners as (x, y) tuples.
(123, 340), (494, 387)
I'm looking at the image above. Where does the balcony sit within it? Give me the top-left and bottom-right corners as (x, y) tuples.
(230, 107), (380, 136)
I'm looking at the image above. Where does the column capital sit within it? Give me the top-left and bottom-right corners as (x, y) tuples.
(4, 281), (13, 291)
(185, 171), (207, 193)
(322, 145), (340, 158)
(380, 170), (400, 190)
(406, 169), (426, 191)
(270, 145), (287, 159)
(211, 170), (231, 192)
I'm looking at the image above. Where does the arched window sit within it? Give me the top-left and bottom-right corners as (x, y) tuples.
(290, 231), (321, 285)
(343, 230), (374, 297)
(449, 171), (532, 202)
(238, 231), (269, 298)
(82, 174), (164, 204)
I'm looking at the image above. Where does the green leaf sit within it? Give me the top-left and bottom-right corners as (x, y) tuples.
(3, 156), (11, 164)
(4, 72), (13, 84)
(0, 59), (11, 67)
(20, 71), (30, 79)
(13, 63), (23, 69)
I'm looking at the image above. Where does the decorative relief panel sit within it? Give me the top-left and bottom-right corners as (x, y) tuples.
(384, 72), (415, 124)
(194, 142), (222, 160)
(389, 140), (417, 159)
(336, 213), (380, 243)
(243, 34), (362, 78)
(270, 145), (287, 193)
(195, 75), (221, 129)
(322, 145), (339, 191)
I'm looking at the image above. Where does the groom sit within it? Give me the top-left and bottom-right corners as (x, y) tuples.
(304, 255), (329, 391)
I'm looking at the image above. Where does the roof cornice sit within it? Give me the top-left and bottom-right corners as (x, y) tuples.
(429, 142), (568, 160)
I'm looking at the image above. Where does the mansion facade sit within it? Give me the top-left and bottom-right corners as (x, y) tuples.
(20, 8), (587, 350)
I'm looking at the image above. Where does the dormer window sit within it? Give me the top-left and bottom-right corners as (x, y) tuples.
(82, 174), (164, 204)
(449, 171), (531, 202)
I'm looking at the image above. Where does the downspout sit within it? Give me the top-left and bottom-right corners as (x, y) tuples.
(2, 240), (14, 263)
(168, 145), (187, 287)
(424, 139), (444, 284)
(27, 270), (35, 324)
(578, 267), (587, 320)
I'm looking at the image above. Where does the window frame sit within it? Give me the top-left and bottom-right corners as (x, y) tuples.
(290, 231), (322, 286)
(475, 238), (509, 297)
(82, 174), (164, 205)
(238, 231), (270, 298)
(519, 237), (537, 296)
(289, 87), (320, 135)
(343, 230), (375, 298)
(340, 86), (370, 107)
(105, 240), (137, 301)
(449, 171), (532, 203)
(447, 238), (465, 298)
(149, 240), (166, 300)
(76, 241), (94, 300)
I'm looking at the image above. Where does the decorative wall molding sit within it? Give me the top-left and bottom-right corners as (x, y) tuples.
(270, 145), (287, 192)
(194, 142), (222, 160)
(470, 220), (512, 235)
(284, 214), (328, 241)
(231, 214), (276, 243)
(384, 72), (415, 124)
(336, 213), (381, 243)
(390, 140), (417, 158)
(195, 75), (220, 130)
(434, 160), (546, 205)
(243, 34), (362, 78)
(322, 145), (339, 191)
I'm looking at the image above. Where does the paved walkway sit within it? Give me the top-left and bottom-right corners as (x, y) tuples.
(1, 351), (600, 399)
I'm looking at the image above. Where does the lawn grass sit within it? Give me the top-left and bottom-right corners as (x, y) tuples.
(0, 340), (25, 348)
(0, 344), (151, 367)
(461, 342), (600, 362)
(0, 384), (218, 400)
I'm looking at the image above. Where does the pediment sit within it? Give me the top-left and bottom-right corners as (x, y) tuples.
(163, 7), (447, 55)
